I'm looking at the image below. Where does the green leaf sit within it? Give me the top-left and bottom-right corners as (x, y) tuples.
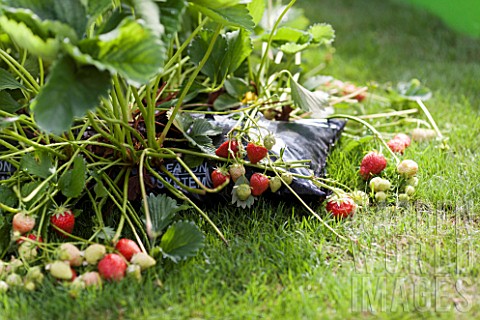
(0, 16), (60, 60)
(0, 91), (21, 113)
(32, 56), (111, 134)
(290, 75), (331, 116)
(225, 29), (253, 74)
(2, 0), (88, 38)
(190, 3), (254, 30)
(261, 26), (308, 44)
(0, 220), (11, 259)
(189, 29), (252, 83)
(158, 0), (187, 37)
(189, 0), (250, 9)
(247, 0), (265, 26)
(20, 151), (55, 179)
(160, 220), (205, 263)
(213, 93), (241, 111)
(0, 185), (17, 209)
(224, 77), (250, 98)
(87, 0), (112, 19)
(396, 79), (432, 101)
(0, 68), (27, 91)
(58, 156), (86, 198)
(279, 42), (309, 54)
(71, 18), (165, 85)
(308, 23), (335, 45)
(143, 193), (189, 238)
(131, 0), (164, 36)
(174, 114), (222, 153)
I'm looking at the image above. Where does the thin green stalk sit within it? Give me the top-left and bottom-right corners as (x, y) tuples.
(113, 75), (133, 146)
(158, 24), (223, 147)
(163, 17), (209, 71)
(328, 114), (400, 164)
(416, 98), (443, 138)
(0, 49), (40, 92)
(255, 0), (297, 94)
(112, 168), (131, 243)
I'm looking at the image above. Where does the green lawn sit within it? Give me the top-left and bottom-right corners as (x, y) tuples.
(2, 0), (480, 319)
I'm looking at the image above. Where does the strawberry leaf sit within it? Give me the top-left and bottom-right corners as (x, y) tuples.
(32, 55), (111, 134)
(174, 114), (222, 154)
(0, 68), (27, 91)
(20, 151), (55, 179)
(58, 156), (87, 198)
(289, 75), (332, 117)
(190, 3), (254, 30)
(142, 193), (190, 239)
(0, 92), (21, 113)
(160, 220), (205, 263)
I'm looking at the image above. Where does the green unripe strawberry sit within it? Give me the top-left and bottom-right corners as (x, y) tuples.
(398, 193), (410, 201)
(281, 172), (293, 185)
(375, 191), (387, 202)
(24, 281), (36, 291)
(49, 261), (73, 280)
(26, 266), (44, 284)
(235, 184), (251, 201)
(269, 176), (282, 193)
(84, 244), (106, 265)
(263, 134), (276, 150)
(131, 252), (156, 270)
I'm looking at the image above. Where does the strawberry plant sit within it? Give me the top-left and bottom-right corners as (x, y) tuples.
(0, 0), (443, 293)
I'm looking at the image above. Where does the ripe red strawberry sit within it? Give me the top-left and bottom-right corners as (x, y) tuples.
(50, 209), (75, 237)
(98, 253), (127, 282)
(16, 233), (43, 245)
(115, 238), (141, 261)
(211, 168), (230, 188)
(215, 140), (239, 158)
(12, 211), (35, 234)
(229, 163), (245, 182)
(246, 143), (268, 164)
(326, 195), (357, 218)
(359, 151), (387, 179)
(250, 173), (269, 196)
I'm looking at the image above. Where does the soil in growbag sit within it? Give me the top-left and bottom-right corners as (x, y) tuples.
(152, 115), (346, 204)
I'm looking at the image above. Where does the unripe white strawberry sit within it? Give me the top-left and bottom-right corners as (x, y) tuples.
(369, 177), (391, 192)
(48, 261), (73, 280)
(18, 241), (38, 261)
(58, 243), (83, 267)
(131, 252), (156, 270)
(126, 264), (142, 282)
(411, 128), (436, 142)
(397, 160), (418, 177)
(228, 163), (246, 182)
(84, 244), (106, 265)
(406, 176), (419, 187)
(81, 271), (102, 287)
(405, 185), (415, 196)
(351, 190), (369, 206)
(26, 266), (44, 284)
(0, 280), (8, 293)
(6, 273), (22, 287)
(375, 191), (387, 202)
